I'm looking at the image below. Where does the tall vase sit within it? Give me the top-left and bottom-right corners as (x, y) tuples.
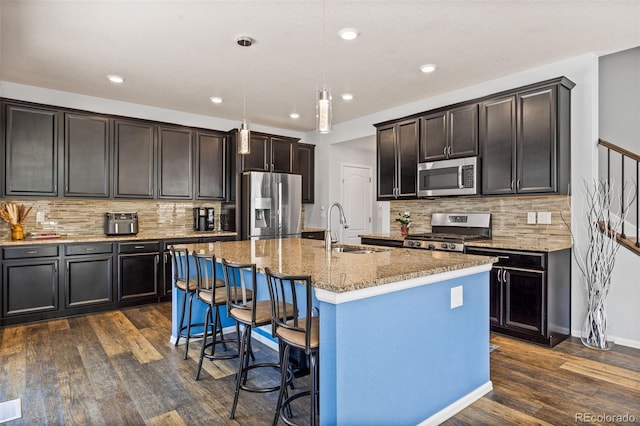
(581, 287), (613, 350)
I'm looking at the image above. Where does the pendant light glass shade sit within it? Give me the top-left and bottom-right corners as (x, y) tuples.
(238, 119), (251, 155)
(316, 86), (332, 134)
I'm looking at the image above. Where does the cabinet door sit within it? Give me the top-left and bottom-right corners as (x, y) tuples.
(114, 119), (155, 198)
(396, 119), (419, 197)
(504, 268), (545, 336)
(489, 267), (502, 326)
(481, 96), (517, 195)
(118, 253), (159, 301)
(65, 113), (111, 197)
(376, 124), (397, 199)
(420, 111), (447, 162)
(517, 87), (557, 193)
(298, 143), (315, 203)
(448, 104), (478, 158)
(65, 256), (113, 307)
(4, 103), (58, 196)
(195, 131), (226, 200)
(2, 259), (59, 316)
(157, 126), (193, 199)
(271, 136), (297, 173)
(241, 134), (269, 171)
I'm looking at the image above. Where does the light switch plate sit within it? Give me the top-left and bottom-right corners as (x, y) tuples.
(527, 212), (536, 224)
(537, 212), (552, 224)
(36, 211), (45, 223)
(451, 286), (463, 309)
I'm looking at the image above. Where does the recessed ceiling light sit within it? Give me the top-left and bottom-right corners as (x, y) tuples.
(209, 96), (223, 104)
(338, 28), (360, 41)
(107, 74), (124, 83)
(419, 64), (437, 73)
(290, 113), (300, 119)
(341, 93), (354, 101)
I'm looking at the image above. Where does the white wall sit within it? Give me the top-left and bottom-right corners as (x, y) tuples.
(598, 47), (640, 348)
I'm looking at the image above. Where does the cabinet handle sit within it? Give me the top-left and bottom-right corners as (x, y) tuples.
(516, 180), (521, 190)
(510, 180), (515, 190)
(497, 255), (509, 260)
(164, 253), (168, 263)
(447, 146), (452, 158)
(134, 245), (145, 249)
(502, 269), (508, 282)
(85, 247), (96, 251)
(443, 146), (448, 157)
(497, 268), (502, 283)
(155, 254), (159, 264)
(26, 250), (38, 254)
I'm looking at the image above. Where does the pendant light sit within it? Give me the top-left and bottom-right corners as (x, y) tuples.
(237, 36), (254, 154)
(316, 1), (332, 134)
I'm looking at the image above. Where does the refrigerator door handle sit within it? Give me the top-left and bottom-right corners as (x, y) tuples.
(277, 181), (283, 235)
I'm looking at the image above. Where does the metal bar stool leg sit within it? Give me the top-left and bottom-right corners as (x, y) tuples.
(195, 305), (212, 380)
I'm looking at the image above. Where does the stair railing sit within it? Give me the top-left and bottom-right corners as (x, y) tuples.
(598, 139), (640, 248)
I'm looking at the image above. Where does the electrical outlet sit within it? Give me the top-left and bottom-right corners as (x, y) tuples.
(451, 286), (463, 309)
(537, 212), (552, 225)
(527, 212), (537, 224)
(36, 211), (45, 224)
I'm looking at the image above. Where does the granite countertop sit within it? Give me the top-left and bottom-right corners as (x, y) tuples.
(177, 238), (496, 294)
(0, 231), (237, 247)
(358, 233), (572, 252)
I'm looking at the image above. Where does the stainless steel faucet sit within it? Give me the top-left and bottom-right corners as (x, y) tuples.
(325, 202), (349, 250)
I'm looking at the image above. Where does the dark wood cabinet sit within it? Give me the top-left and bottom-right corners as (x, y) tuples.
(3, 102), (59, 196)
(466, 246), (571, 347)
(195, 130), (227, 200)
(157, 126), (193, 199)
(64, 112), (111, 197)
(375, 118), (419, 200)
(481, 77), (574, 195)
(117, 241), (160, 303)
(2, 245), (60, 323)
(297, 143), (315, 203)
(239, 132), (298, 173)
(420, 103), (478, 162)
(64, 243), (114, 308)
(114, 119), (156, 198)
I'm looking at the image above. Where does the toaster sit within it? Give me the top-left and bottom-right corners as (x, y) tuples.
(105, 212), (139, 236)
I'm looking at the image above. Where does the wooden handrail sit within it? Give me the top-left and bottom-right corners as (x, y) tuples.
(599, 139), (640, 163)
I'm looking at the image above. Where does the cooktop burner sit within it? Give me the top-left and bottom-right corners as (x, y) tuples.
(402, 213), (492, 252)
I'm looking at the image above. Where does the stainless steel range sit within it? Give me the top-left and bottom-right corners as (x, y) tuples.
(403, 213), (491, 252)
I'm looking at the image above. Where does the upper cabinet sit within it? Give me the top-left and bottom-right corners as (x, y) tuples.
(420, 103), (478, 162)
(157, 126), (193, 199)
(297, 143), (315, 203)
(113, 119), (156, 199)
(194, 130), (227, 200)
(2, 102), (59, 196)
(240, 132), (299, 173)
(376, 118), (419, 200)
(481, 77), (574, 195)
(64, 112), (111, 198)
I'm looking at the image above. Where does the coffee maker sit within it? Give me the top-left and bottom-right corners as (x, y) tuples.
(193, 207), (215, 231)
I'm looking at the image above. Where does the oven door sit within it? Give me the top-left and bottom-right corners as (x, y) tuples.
(417, 157), (479, 197)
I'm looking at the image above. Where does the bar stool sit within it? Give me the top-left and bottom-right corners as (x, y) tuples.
(222, 259), (293, 419)
(265, 267), (319, 426)
(168, 245), (201, 360)
(192, 252), (239, 381)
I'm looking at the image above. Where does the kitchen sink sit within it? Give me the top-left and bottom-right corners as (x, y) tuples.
(331, 244), (388, 254)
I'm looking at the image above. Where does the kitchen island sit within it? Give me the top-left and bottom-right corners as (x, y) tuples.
(175, 238), (496, 425)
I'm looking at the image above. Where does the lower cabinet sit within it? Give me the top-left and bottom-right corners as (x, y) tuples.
(466, 246), (571, 347)
(64, 243), (114, 309)
(117, 241), (160, 303)
(2, 245), (60, 323)
(359, 237), (405, 248)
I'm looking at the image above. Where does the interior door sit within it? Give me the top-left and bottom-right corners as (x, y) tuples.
(341, 164), (373, 244)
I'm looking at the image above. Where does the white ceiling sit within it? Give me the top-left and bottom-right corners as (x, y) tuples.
(1, 1), (639, 133)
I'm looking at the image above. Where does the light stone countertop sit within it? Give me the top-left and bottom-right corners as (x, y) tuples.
(177, 238), (496, 293)
(0, 231), (237, 246)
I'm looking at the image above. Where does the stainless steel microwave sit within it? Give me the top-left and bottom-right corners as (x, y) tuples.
(417, 156), (480, 197)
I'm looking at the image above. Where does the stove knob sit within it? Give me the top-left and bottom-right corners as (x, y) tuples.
(428, 244), (435, 250)
(441, 243), (448, 249)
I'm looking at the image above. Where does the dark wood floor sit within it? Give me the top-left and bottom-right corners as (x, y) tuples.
(1, 303), (639, 425)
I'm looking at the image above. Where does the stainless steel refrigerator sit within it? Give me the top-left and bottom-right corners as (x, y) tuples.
(241, 171), (302, 240)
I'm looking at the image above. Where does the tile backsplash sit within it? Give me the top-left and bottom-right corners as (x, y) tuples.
(390, 195), (572, 240)
(0, 199), (223, 240)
